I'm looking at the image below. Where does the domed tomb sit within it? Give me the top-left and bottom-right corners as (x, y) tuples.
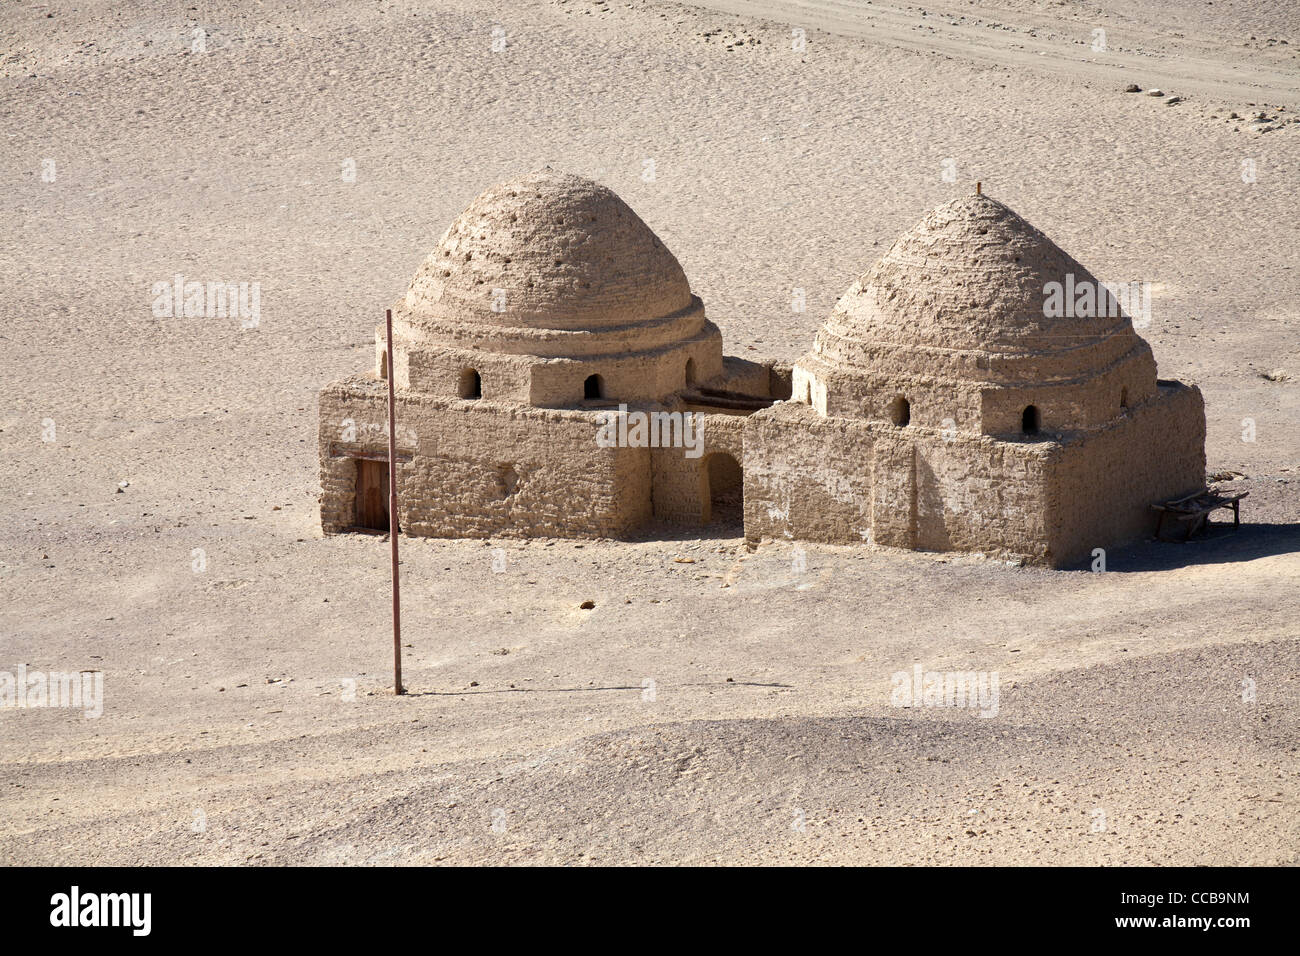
(379, 170), (723, 406)
(793, 193), (1158, 437)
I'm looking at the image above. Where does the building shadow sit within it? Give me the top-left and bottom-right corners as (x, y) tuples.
(624, 519), (746, 544)
(1063, 521), (1300, 572)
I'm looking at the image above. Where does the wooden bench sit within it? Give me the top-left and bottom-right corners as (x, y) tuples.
(1152, 489), (1248, 541)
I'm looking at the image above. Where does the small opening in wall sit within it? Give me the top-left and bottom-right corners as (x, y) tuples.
(1120, 387), (1129, 410)
(890, 395), (911, 427)
(584, 374), (604, 400)
(378, 351), (388, 380)
(459, 368), (482, 399)
(1022, 405), (1041, 435)
(685, 358), (697, 386)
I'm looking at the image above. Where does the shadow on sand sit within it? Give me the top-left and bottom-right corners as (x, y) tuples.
(1065, 520), (1300, 572)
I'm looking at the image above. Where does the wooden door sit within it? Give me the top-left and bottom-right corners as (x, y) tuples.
(355, 459), (389, 531)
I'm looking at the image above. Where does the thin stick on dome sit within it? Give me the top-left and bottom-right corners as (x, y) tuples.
(385, 308), (404, 695)
(976, 181), (982, 195)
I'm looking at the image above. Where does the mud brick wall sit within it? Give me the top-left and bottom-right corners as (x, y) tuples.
(977, 348), (1158, 436)
(651, 411), (745, 524)
(715, 356), (776, 396)
(911, 436), (1051, 561)
(320, 374), (1203, 567)
(742, 403), (875, 545)
(744, 402), (1054, 561)
(1045, 382), (1206, 566)
(319, 379), (393, 533)
(319, 377), (652, 538)
(870, 438), (917, 549)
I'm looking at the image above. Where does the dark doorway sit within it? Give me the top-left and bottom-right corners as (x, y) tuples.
(1022, 405), (1041, 435)
(685, 358), (697, 386)
(354, 459), (389, 531)
(704, 453), (744, 526)
(584, 374), (604, 399)
(460, 368), (482, 399)
(890, 395), (910, 427)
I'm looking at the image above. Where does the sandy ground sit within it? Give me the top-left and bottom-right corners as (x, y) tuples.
(1, 0), (1297, 865)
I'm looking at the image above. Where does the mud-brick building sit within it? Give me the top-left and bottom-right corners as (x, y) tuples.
(318, 169), (764, 539)
(319, 171), (1205, 566)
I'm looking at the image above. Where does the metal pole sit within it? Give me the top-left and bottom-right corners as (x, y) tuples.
(385, 308), (404, 695)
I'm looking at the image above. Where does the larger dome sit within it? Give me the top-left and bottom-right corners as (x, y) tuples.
(379, 169), (724, 405)
(401, 169), (694, 336)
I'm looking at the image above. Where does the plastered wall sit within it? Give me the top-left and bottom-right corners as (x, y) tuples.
(1045, 382), (1206, 565)
(320, 377), (651, 538)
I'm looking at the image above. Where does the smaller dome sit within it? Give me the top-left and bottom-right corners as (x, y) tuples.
(830, 194), (1131, 354)
(809, 193), (1149, 386)
(401, 169), (694, 335)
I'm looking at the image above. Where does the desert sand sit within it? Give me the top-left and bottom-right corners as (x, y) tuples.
(1, 0), (1296, 865)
